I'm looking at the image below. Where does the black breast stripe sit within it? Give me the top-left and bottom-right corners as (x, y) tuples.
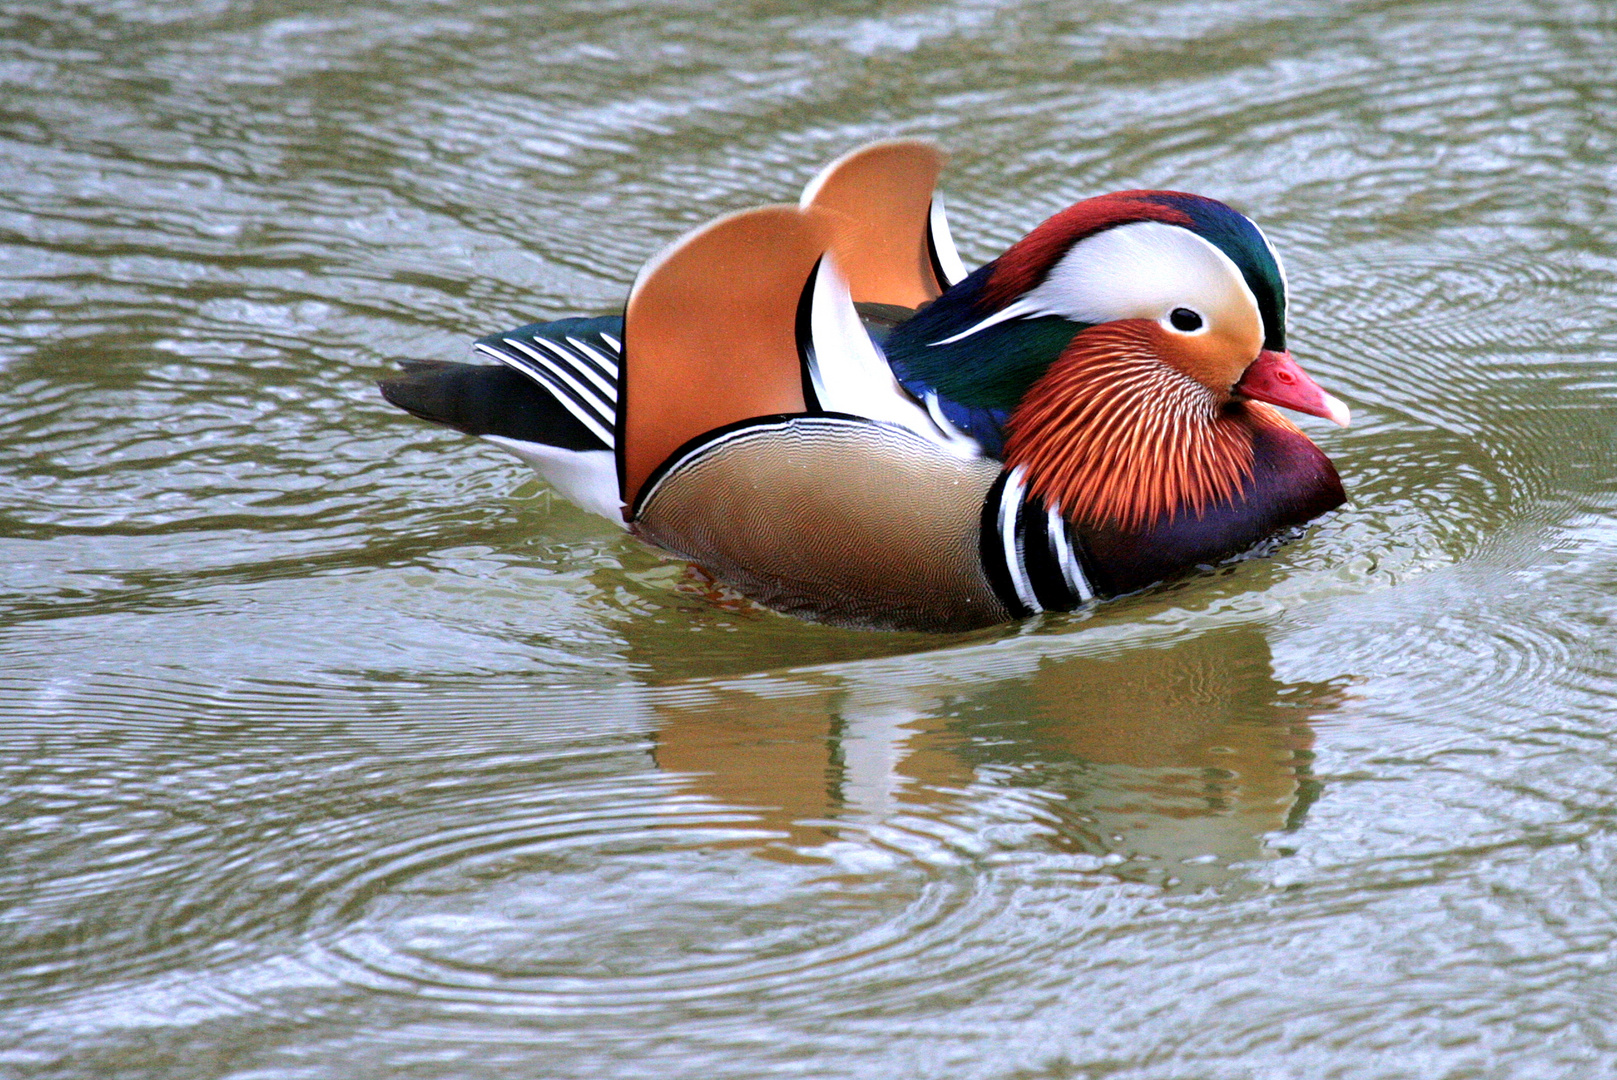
(978, 469), (1100, 616)
(983, 468), (1046, 615)
(1021, 492), (1076, 611)
(1025, 491), (1098, 608)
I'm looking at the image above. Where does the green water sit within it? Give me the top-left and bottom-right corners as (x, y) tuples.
(3, 1), (1616, 1076)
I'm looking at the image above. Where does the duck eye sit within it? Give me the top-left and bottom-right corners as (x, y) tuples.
(1169, 307), (1203, 332)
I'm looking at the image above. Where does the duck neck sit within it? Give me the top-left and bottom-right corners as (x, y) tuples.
(1000, 322), (1345, 597)
(1003, 322), (1266, 533)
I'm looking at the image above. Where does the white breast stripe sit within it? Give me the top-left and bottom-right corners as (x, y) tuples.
(1047, 501), (1093, 603)
(999, 466), (1042, 614)
(922, 391), (973, 445)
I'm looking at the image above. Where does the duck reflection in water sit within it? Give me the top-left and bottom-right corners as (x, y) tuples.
(645, 625), (1345, 890)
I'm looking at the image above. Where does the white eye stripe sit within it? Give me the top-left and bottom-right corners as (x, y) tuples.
(929, 296), (1050, 346)
(1023, 220), (1262, 336)
(925, 220), (1268, 350)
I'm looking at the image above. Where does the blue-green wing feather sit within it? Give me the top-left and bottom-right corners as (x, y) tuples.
(880, 263), (1084, 457)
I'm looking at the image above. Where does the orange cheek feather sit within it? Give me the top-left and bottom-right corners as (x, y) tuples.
(1148, 316), (1261, 397)
(1003, 320), (1267, 533)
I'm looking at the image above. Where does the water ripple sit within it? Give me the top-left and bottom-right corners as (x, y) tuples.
(293, 783), (1004, 1017)
(4, 0), (1617, 1076)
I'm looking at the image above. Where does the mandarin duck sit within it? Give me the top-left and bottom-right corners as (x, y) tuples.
(381, 141), (1349, 632)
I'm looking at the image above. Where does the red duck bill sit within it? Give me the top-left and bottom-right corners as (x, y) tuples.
(1235, 349), (1352, 427)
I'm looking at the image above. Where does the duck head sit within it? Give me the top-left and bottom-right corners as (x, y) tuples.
(883, 190), (1349, 539)
(980, 191), (1348, 423)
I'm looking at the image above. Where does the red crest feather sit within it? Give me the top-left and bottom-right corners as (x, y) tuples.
(980, 192), (1196, 311)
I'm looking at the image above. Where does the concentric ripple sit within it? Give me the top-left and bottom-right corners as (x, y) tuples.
(310, 816), (989, 1015)
(5, 0), (1617, 1077)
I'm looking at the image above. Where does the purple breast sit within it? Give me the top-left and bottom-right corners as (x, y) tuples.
(1076, 425), (1345, 597)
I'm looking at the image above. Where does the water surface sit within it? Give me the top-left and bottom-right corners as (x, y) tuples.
(4, 1), (1617, 1076)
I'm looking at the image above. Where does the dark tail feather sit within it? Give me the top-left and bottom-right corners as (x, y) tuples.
(379, 361), (609, 452)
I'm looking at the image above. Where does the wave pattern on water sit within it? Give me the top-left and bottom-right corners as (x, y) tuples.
(4, 0), (1617, 1077)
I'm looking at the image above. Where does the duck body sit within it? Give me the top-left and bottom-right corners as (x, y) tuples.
(382, 142), (1348, 632)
